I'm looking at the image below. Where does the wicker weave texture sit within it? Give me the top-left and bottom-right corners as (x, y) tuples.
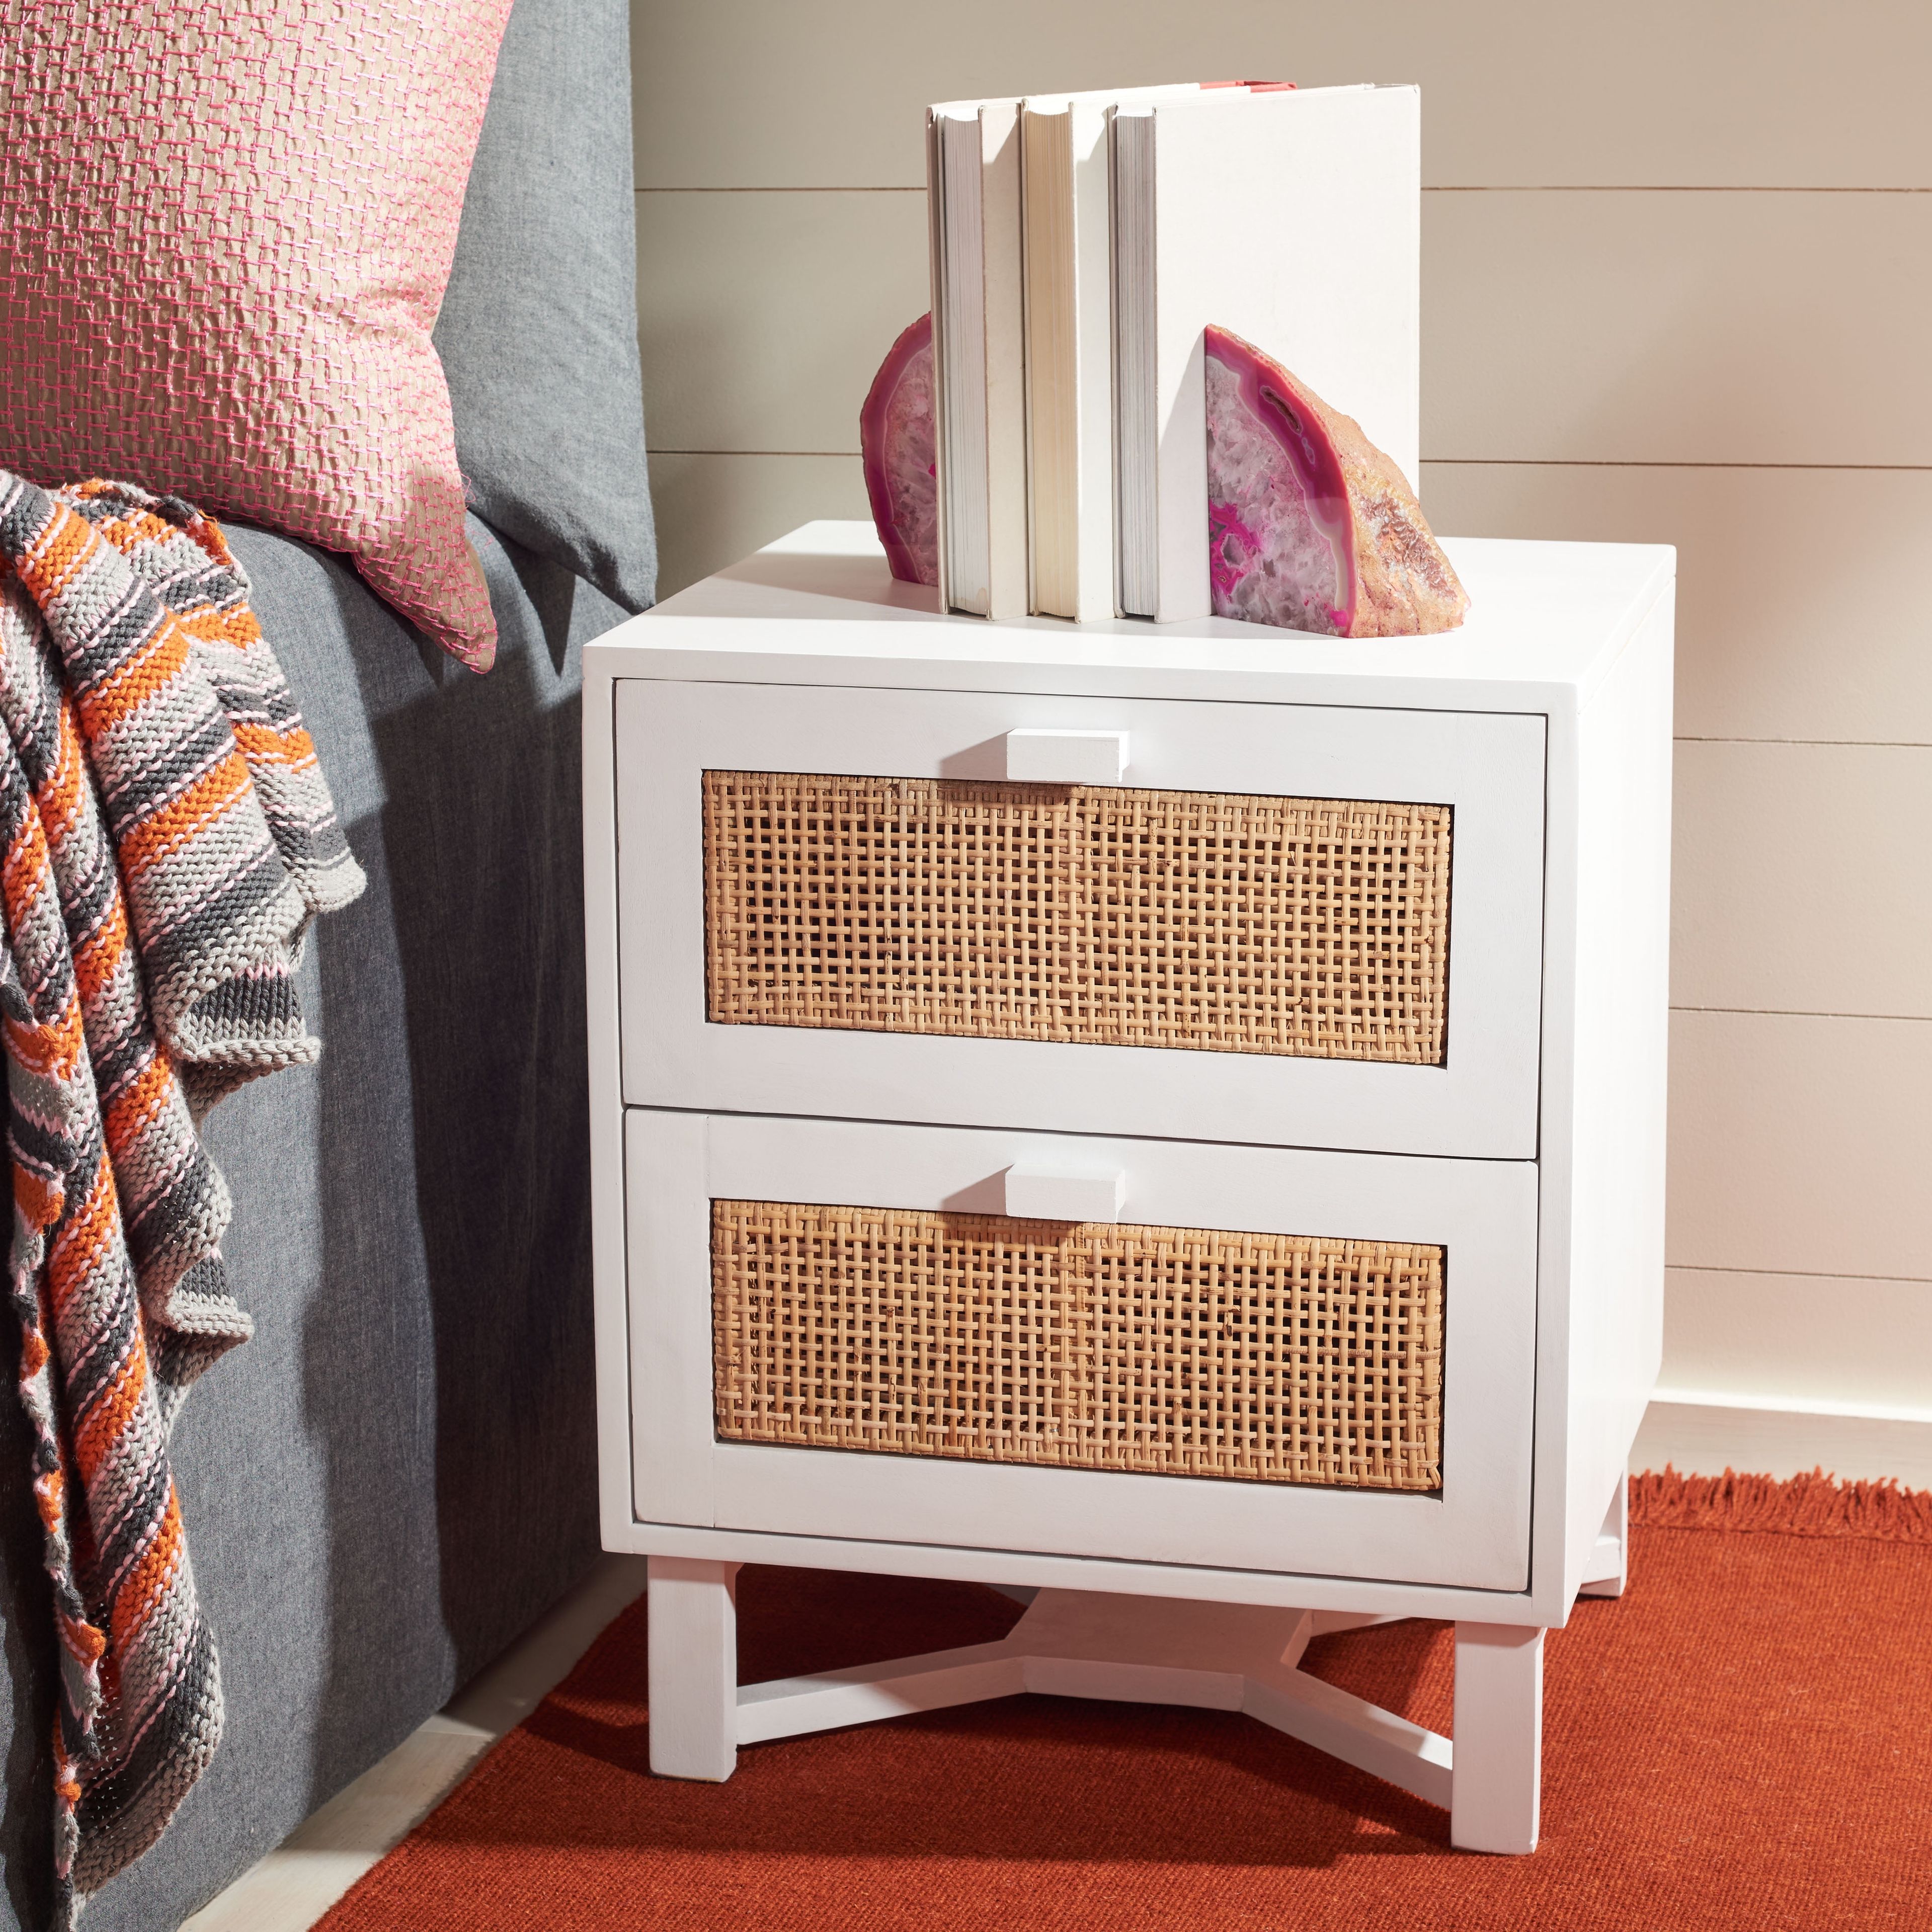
(713, 1201), (1444, 1490)
(702, 772), (1451, 1063)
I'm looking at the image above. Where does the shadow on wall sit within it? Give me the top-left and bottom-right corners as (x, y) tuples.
(647, 448), (871, 603)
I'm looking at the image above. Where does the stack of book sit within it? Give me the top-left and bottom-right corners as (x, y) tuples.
(922, 80), (1420, 625)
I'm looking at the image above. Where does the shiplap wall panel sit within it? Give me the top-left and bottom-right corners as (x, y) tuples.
(656, 455), (1932, 731)
(636, 191), (928, 454)
(1423, 465), (1932, 747)
(1424, 192), (1932, 465)
(1667, 1012), (1932, 1282)
(636, 191), (1932, 465)
(1662, 1270), (1932, 1412)
(630, 1), (1932, 191)
(1671, 745), (1932, 1018)
(626, 1), (1932, 1446)
(648, 453), (871, 601)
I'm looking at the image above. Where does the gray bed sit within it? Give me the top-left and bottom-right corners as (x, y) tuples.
(0, 5), (654, 1925)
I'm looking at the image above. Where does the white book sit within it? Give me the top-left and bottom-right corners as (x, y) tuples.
(1019, 84), (1202, 621)
(927, 99), (1027, 620)
(1112, 85), (1421, 622)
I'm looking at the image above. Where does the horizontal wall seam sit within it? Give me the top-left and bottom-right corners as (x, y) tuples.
(1668, 1264), (1932, 1285)
(1427, 184), (1932, 194)
(637, 185), (926, 193)
(634, 185), (1932, 196)
(1676, 737), (1932, 749)
(1424, 459), (1932, 472)
(1645, 1391), (1932, 1428)
(1670, 1005), (1932, 1023)
(647, 451), (1932, 475)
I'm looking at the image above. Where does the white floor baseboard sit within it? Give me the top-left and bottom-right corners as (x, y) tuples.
(1635, 1388), (1932, 1489)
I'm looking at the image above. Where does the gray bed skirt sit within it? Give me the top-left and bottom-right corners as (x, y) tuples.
(0, 513), (623, 1929)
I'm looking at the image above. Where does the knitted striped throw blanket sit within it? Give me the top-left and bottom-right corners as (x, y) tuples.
(0, 471), (365, 1922)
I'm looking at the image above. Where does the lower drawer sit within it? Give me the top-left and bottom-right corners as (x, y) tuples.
(625, 1111), (1538, 1591)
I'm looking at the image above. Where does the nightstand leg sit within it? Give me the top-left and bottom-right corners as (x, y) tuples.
(648, 1557), (742, 1781)
(1451, 1622), (1543, 1853)
(1579, 1462), (1631, 1599)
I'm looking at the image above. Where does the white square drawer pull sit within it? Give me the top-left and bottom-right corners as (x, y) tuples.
(1002, 728), (1129, 784)
(1001, 1164), (1126, 1224)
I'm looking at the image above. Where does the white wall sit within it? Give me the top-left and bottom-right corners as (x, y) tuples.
(629, 2), (1932, 1480)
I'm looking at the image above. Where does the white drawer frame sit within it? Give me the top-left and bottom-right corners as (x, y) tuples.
(626, 1110), (1539, 1592)
(615, 681), (1547, 1160)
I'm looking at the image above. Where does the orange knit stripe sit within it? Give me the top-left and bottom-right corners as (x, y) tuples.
(106, 507), (177, 549)
(57, 1610), (105, 1668)
(184, 509), (246, 581)
(110, 1489), (185, 1654)
(14, 502), (98, 608)
(73, 610), (191, 741)
(34, 1469), (64, 1540)
(36, 998), (83, 1086)
(5, 986), (86, 1086)
(35, 708), (89, 849)
(70, 880), (130, 1007)
(232, 720), (320, 769)
(47, 1164), (123, 1332)
(70, 1339), (148, 1490)
(176, 604), (265, 654)
(104, 1056), (174, 1153)
(3, 989), (86, 1097)
(115, 751), (252, 881)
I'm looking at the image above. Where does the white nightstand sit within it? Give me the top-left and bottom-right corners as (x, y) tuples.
(584, 519), (1673, 1853)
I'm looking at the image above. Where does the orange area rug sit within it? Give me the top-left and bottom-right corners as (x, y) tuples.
(319, 1473), (1932, 1929)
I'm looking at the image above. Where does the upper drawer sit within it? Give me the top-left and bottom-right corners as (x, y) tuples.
(615, 680), (1546, 1158)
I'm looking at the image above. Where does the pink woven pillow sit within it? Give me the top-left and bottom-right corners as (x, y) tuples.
(0, 1), (514, 670)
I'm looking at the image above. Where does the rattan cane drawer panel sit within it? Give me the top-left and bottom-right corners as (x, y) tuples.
(702, 772), (1451, 1065)
(712, 1200), (1443, 1491)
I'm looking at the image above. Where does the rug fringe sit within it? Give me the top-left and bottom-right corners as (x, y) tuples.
(1632, 1467), (1932, 1542)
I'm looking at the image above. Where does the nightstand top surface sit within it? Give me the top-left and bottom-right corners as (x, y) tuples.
(590, 521), (1674, 714)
